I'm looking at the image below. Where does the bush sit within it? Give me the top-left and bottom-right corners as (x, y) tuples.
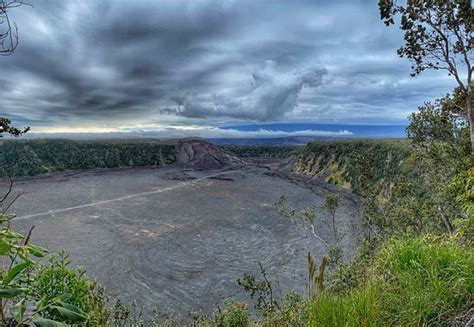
(213, 301), (249, 327)
(32, 251), (110, 325)
(262, 292), (308, 327)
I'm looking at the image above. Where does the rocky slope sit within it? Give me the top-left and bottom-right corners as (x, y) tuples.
(293, 140), (413, 200)
(174, 138), (244, 170)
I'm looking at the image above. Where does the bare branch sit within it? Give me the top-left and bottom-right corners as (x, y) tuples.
(429, 20), (466, 90)
(2, 192), (21, 213)
(0, 173), (12, 203)
(0, 0), (27, 55)
(0, 171), (22, 214)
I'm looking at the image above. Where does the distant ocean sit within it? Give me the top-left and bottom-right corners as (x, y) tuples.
(221, 123), (407, 138)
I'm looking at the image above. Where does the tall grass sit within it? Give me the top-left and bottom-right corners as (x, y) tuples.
(307, 283), (379, 327)
(306, 236), (473, 326)
(377, 236), (473, 325)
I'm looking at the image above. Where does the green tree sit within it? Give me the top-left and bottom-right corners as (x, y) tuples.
(0, 118), (29, 137)
(405, 89), (472, 234)
(407, 87), (470, 150)
(379, 0), (473, 151)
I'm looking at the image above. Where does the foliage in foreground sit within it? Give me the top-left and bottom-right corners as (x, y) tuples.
(307, 236), (473, 327)
(1, 228), (467, 327)
(0, 209), (90, 326)
(104, 236), (465, 327)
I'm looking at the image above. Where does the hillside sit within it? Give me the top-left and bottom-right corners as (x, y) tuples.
(293, 139), (413, 200)
(0, 138), (249, 177)
(175, 138), (244, 170)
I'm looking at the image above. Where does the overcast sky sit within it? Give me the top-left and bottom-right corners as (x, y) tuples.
(0, 0), (456, 137)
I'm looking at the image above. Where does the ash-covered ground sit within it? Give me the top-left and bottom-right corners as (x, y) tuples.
(9, 163), (362, 319)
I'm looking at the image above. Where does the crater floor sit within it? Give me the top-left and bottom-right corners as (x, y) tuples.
(9, 164), (362, 319)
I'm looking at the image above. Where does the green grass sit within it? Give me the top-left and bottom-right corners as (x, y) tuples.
(376, 237), (473, 325)
(305, 236), (473, 326)
(307, 283), (379, 327)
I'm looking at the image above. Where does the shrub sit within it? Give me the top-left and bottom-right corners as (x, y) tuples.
(32, 250), (110, 325)
(213, 301), (249, 327)
(263, 292), (308, 327)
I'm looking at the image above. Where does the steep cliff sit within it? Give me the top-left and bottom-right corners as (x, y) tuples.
(293, 140), (413, 200)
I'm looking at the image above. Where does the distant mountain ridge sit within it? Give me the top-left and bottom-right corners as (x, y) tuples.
(208, 123), (406, 145)
(17, 123), (407, 142)
(208, 136), (331, 146)
(221, 123), (407, 138)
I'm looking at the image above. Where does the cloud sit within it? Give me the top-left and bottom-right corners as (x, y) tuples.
(168, 61), (327, 121)
(0, 0), (457, 133)
(24, 126), (353, 140)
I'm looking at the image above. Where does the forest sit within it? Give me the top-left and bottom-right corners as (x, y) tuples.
(0, 139), (175, 177)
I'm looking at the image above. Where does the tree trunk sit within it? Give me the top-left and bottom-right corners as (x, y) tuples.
(469, 82), (474, 153)
(438, 205), (455, 235)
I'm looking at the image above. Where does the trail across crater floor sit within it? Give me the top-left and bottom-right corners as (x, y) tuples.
(15, 170), (236, 221)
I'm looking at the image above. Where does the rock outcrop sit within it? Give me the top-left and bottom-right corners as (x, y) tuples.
(174, 138), (244, 170)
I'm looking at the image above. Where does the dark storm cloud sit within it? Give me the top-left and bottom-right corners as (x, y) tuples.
(168, 62), (328, 121)
(0, 0), (456, 132)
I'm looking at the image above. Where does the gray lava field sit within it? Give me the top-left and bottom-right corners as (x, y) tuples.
(9, 163), (363, 319)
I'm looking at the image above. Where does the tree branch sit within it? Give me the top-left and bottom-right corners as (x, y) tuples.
(427, 12), (466, 91)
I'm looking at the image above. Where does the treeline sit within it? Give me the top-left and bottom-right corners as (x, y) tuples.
(220, 145), (303, 158)
(0, 139), (176, 177)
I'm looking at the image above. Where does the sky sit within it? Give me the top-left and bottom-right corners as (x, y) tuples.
(0, 0), (457, 138)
